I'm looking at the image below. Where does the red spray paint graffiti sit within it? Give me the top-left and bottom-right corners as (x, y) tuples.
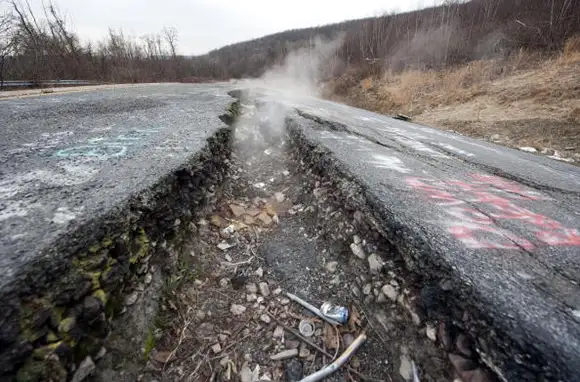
(406, 175), (580, 249)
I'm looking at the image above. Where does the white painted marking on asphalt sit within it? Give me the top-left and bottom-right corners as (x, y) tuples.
(368, 154), (412, 174)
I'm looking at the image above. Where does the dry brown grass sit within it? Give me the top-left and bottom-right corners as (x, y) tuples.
(328, 48), (580, 162)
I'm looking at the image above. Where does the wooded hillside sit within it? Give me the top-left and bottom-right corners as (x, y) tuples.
(1, 0), (579, 85)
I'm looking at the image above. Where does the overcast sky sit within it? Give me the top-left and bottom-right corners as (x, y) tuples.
(22, 0), (441, 55)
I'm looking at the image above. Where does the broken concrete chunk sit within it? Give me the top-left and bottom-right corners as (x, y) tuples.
(246, 283), (258, 294)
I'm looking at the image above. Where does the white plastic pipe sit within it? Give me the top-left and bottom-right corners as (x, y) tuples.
(299, 332), (367, 382)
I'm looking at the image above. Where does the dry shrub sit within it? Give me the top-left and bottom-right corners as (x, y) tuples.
(564, 36), (580, 57)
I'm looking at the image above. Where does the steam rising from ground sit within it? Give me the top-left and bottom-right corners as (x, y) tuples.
(234, 35), (343, 154)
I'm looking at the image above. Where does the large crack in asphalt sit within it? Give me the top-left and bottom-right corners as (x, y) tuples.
(91, 99), (507, 382)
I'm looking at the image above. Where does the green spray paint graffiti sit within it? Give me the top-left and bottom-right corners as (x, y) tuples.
(55, 128), (161, 159)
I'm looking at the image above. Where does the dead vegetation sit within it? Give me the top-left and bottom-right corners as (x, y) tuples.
(326, 39), (580, 163)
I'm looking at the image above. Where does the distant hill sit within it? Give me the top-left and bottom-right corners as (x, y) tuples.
(189, 0), (580, 80)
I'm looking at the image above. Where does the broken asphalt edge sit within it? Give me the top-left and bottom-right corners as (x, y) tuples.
(284, 115), (576, 382)
(0, 103), (238, 380)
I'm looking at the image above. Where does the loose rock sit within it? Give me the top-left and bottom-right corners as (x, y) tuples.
(230, 304), (247, 316)
(350, 243), (365, 259)
(325, 261), (338, 273)
(426, 325), (437, 341)
(246, 283), (258, 294)
(259, 282), (270, 297)
(368, 253), (384, 273)
(382, 284), (399, 302)
(399, 353), (413, 381)
(273, 326), (285, 338)
(71, 356), (95, 382)
(343, 333), (354, 348)
(255, 267), (264, 277)
(260, 314), (271, 324)
(219, 278), (230, 288)
(270, 349), (299, 360)
(125, 291), (139, 306)
(211, 343), (222, 354)
(363, 283), (372, 295)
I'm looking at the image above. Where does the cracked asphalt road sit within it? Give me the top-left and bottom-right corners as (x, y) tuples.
(2, 84), (580, 381)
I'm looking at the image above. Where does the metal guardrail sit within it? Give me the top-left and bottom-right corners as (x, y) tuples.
(0, 80), (97, 88)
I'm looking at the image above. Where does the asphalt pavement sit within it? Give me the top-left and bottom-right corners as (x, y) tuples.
(2, 84), (580, 381)
(262, 91), (580, 381)
(0, 83), (232, 297)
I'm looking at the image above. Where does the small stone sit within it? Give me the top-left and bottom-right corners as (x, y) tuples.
(364, 295), (375, 305)
(219, 334), (228, 342)
(299, 347), (310, 358)
(382, 285), (399, 302)
(343, 333), (354, 348)
(377, 293), (387, 303)
(399, 353), (413, 381)
(351, 284), (361, 298)
(330, 276), (340, 285)
(273, 287), (282, 295)
(211, 343), (222, 354)
(247, 294), (258, 302)
(95, 347), (107, 360)
(255, 267), (264, 277)
(240, 362), (253, 382)
(351, 356), (361, 369)
(257, 212), (273, 226)
(368, 253), (384, 273)
(259, 282), (270, 297)
(363, 284), (372, 296)
(254, 182), (266, 189)
(58, 317), (76, 333)
(271, 349), (298, 360)
(125, 292), (139, 306)
(284, 358), (303, 381)
(350, 243), (365, 259)
(426, 325), (437, 341)
(229, 204), (245, 217)
(260, 314), (271, 324)
(325, 261), (338, 273)
(353, 235), (362, 244)
(449, 353), (476, 372)
(144, 273), (153, 284)
(195, 310), (206, 321)
(218, 241), (236, 251)
(210, 215), (229, 228)
(246, 283), (258, 294)
(71, 356), (95, 382)
(257, 297), (265, 304)
(274, 192), (285, 202)
(286, 340), (300, 349)
(220, 278), (230, 288)
(282, 170), (291, 176)
(519, 146), (537, 153)
(489, 134), (501, 141)
(273, 326), (285, 338)
(280, 298), (290, 305)
(230, 304), (247, 316)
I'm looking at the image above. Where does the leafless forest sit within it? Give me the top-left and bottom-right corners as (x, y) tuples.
(0, 0), (579, 87)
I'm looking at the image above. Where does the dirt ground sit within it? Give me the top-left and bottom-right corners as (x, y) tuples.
(328, 51), (580, 165)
